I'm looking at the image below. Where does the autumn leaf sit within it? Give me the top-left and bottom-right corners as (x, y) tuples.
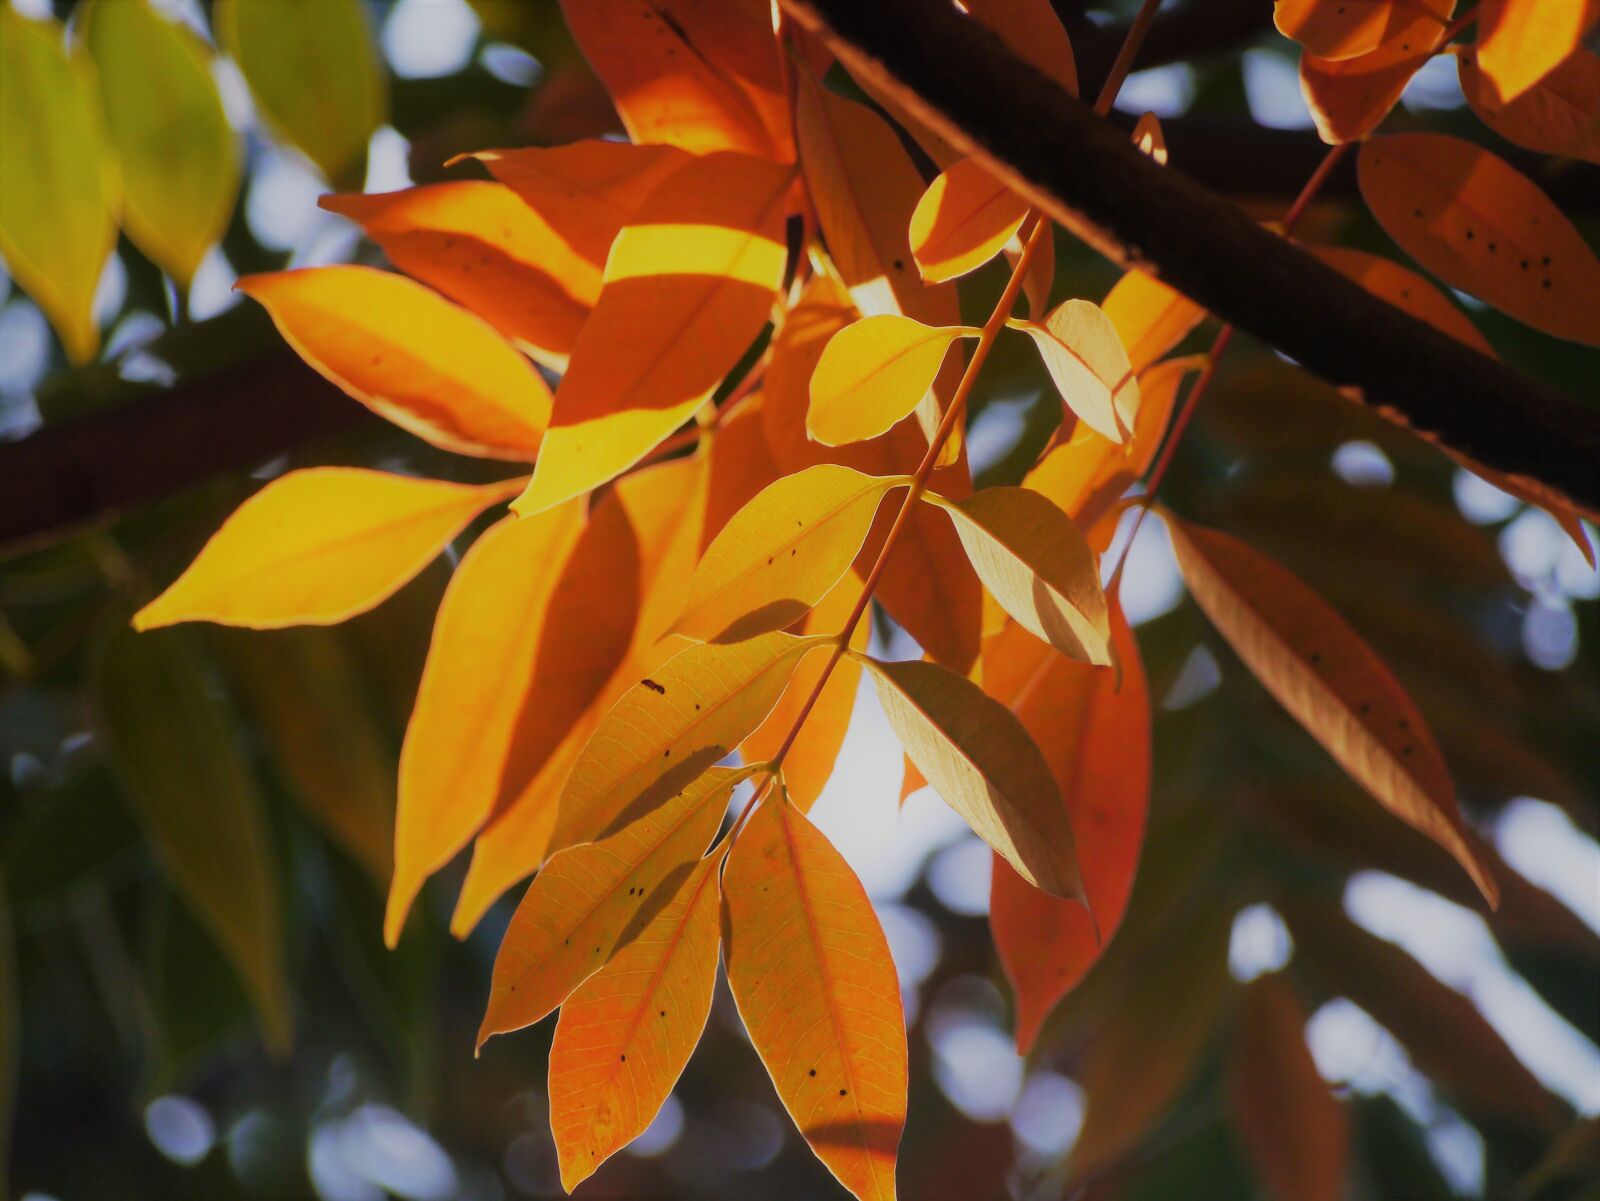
(1357, 132), (1600, 346)
(1164, 513), (1499, 907)
(908, 156), (1030, 284)
(724, 793), (906, 1201)
(856, 655), (1087, 902)
(1273, 0), (1454, 62)
(1307, 244), (1495, 355)
(1101, 269), (1206, 374)
(1131, 112), (1168, 163)
(702, 399), (783, 551)
(1301, 39), (1438, 144)
(1011, 299), (1139, 442)
(134, 470), (521, 632)
(514, 151), (790, 513)
(1459, 44), (1600, 164)
(238, 267), (553, 458)
(808, 316), (978, 447)
(1474, 0), (1600, 103)
(477, 766), (745, 1047)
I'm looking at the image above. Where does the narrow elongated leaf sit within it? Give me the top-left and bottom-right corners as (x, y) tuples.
(215, 0), (383, 187)
(909, 157), (1029, 284)
(1358, 133), (1600, 345)
(240, 267), (552, 457)
(515, 152), (790, 513)
(1011, 299), (1138, 442)
(83, 0), (237, 287)
(1274, 0), (1453, 62)
(559, 0), (790, 159)
(1164, 513), (1499, 906)
(724, 794), (906, 1201)
(1460, 45), (1600, 164)
(924, 487), (1111, 665)
(1230, 974), (1350, 1201)
(1475, 0), (1600, 103)
(857, 655), (1085, 901)
(478, 767), (742, 1046)
(134, 469), (519, 631)
(1101, 269), (1206, 374)
(550, 848), (724, 1191)
(677, 465), (905, 643)
(0, 6), (115, 364)
(552, 632), (824, 851)
(1301, 40), (1437, 144)
(809, 317), (977, 448)
(1308, 244), (1495, 355)
(93, 625), (289, 1050)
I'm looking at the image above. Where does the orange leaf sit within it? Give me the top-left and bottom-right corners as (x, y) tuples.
(558, 0), (791, 159)
(1300, 40), (1437, 144)
(1475, 0), (1600, 103)
(1131, 112), (1168, 163)
(1101, 269), (1206, 374)
(549, 847), (725, 1191)
(988, 606), (1150, 1052)
(1164, 513), (1498, 907)
(1357, 132), (1600, 345)
(724, 794), (906, 1201)
(238, 266), (552, 458)
(909, 157), (1029, 284)
(702, 398), (782, 551)
(134, 469), (518, 631)
(515, 151), (791, 513)
(1307, 244), (1496, 355)
(1011, 299), (1139, 442)
(1460, 44), (1600, 163)
(1274, 0), (1453, 62)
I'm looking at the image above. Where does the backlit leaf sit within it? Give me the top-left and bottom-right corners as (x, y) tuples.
(857, 655), (1086, 901)
(924, 487), (1111, 665)
(1475, 0), (1600, 103)
(239, 266), (553, 458)
(1101, 269), (1206, 374)
(677, 465), (906, 644)
(1274, 0), (1453, 62)
(1460, 44), (1600, 163)
(514, 151), (790, 513)
(83, 0), (238, 287)
(1358, 132), (1600, 345)
(549, 848), (724, 1191)
(1131, 112), (1168, 163)
(215, 0), (384, 187)
(1011, 298), (1139, 442)
(1164, 513), (1499, 907)
(1307, 244), (1495, 355)
(134, 469), (520, 631)
(1301, 39), (1437, 144)
(724, 794), (906, 1201)
(477, 766), (742, 1046)
(0, 5), (116, 364)
(809, 316), (977, 447)
(909, 157), (1030, 285)
(702, 398), (782, 551)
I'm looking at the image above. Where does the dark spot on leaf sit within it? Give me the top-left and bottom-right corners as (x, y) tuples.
(1542, 255), (1551, 266)
(1465, 229), (1474, 240)
(660, 1010), (666, 1017)
(1310, 652), (1322, 665)
(1521, 260), (1531, 270)
(620, 1054), (626, 1061)
(893, 259), (905, 270)
(642, 678), (666, 694)
(839, 1089), (847, 1097)
(809, 1069), (817, 1077)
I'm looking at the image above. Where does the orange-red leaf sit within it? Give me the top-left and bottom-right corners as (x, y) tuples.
(1308, 244), (1496, 355)
(1131, 112), (1168, 163)
(1475, 0), (1600, 103)
(1300, 40), (1437, 144)
(909, 157), (1029, 284)
(724, 794), (906, 1201)
(1460, 44), (1600, 163)
(1274, 0), (1453, 61)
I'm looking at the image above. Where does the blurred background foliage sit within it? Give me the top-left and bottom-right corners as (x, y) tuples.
(0, 1), (1597, 1199)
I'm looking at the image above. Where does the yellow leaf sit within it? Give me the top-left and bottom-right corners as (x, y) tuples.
(1357, 133), (1600, 345)
(1164, 513), (1499, 907)
(856, 655), (1087, 901)
(550, 847), (725, 1191)
(1460, 44), (1600, 164)
(724, 794), (906, 1201)
(1273, 0), (1453, 62)
(134, 469), (519, 631)
(0, 6), (116, 364)
(1011, 299), (1139, 442)
(677, 465), (906, 644)
(924, 487), (1111, 665)
(551, 631), (825, 852)
(82, 0), (238, 288)
(909, 157), (1030, 284)
(239, 266), (553, 458)
(214, 0), (384, 187)
(1475, 0), (1600, 103)
(1101, 269), (1206, 374)
(1131, 112), (1168, 164)
(515, 151), (791, 513)
(478, 767), (744, 1047)
(1307, 244), (1496, 356)
(809, 316), (977, 447)
(1300, 39), (1436, 144)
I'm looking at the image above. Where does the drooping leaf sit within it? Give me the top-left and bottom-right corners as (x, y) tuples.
(82, 0), (238, 287)
(808, 317), (977, 447)
(477, 767), (743, 1047)
(677, 465), (906, 644)
(515, 151), (790, 513)
(1357, 132), (1600, 345)
(215, 0), (384, 187)
(988, 607), (1149, 1052)
(549, 847), (725, 1191)
(1475, 0), (1600, 103)
(1301, 39), (1438, 144)
(908, 156), (1030, 285)
(0, 5), (116, 364)
(857, 655), (1086, 901)
(1459, 44), (1600, 163)
(1011, 298), (1139, 442)
(1131, 111), (1168, 163)
(724, 794), (906, 1201)
(239, 267), (554, 458)
(558, 0), (790, 159)
(1273, 0), (1453, 62)
(134, 469), (520, 631)
(1164, 513), (1499, 907)
(1307, 244), (1495, 355)
(1101, 269), (1206, 374)
(923, 487), (1111, 665)
(93, 625), (290, 1050)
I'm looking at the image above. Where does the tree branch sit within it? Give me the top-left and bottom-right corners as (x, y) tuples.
(781, 0), (1600, 521)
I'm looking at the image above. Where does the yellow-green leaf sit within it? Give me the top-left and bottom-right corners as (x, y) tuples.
(1011, 299), (1138, 442)
(0, 5), (116, 364)
(215, 0), (384, 187)
(82, 0), (238, 287)
(134, 469), (520, 631)
(809, 315), (978, 447)
(855, 655), (1087, 902)
(909, 156), (1029, 284)
(677, 465), (906, 643)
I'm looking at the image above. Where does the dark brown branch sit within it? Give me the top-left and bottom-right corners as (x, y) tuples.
(781, 0), (1600, 521)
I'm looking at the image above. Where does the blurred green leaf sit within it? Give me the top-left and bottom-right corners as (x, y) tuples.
(2, 763), (141, 909)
